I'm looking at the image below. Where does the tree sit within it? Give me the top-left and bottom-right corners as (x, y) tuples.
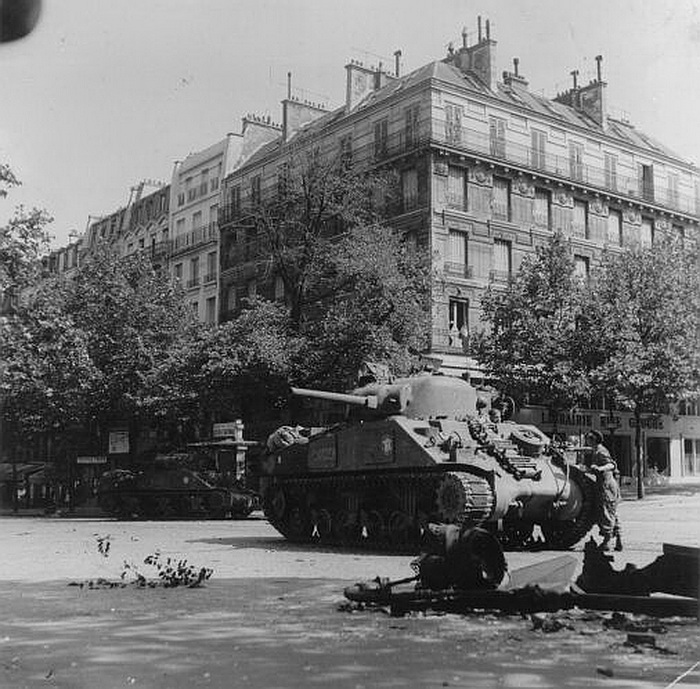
(581, 238), (700, 498)
(238, 146), (430, 390)
(1, 163), (52, 308)
(1, 245), (198, 457)
(249, 147), (399, 328)
(64, 246), (196, 433)
(141, 299), (299, 439)
(472, 232), (591, 424)
(0, 278), (99, 435)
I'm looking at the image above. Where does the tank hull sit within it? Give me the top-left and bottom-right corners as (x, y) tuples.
(262, 405), (597, 551)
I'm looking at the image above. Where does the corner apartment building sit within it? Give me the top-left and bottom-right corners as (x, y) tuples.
(217, 19), (699, 483)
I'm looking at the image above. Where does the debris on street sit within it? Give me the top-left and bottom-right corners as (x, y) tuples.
(344, 526), (700, 620)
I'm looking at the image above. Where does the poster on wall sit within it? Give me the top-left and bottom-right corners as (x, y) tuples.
(108, 430), (130, 455)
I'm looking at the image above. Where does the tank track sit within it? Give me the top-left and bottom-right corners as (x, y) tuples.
(98, 488), (241, 520)
(262, 469), (494, 553)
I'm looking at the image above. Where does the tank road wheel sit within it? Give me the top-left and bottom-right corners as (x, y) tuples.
(332, 509), (361, 544)
(539, 465), (597, 550)
(204, 491), (227, 520)
(362, 510), (386, 544)
(153, 496), (176, 520)
(314, 509), (333, 541)
(435, 472), (493, 525)
(265, 484), (287, 522)
(286, 507), (313, 542)
(387, 510), (416, 545)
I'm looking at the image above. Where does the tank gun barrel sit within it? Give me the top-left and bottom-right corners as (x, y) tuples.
(291, 387), (379, 409)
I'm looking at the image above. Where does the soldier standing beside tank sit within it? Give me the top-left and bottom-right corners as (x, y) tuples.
(585, 430), (623, 552)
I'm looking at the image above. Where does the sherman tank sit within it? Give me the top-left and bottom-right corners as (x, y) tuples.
(97, 452), (259, 520)
(261, 374), (597, 551)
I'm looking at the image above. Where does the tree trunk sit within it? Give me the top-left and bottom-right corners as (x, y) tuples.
(634, 407), (644, 499)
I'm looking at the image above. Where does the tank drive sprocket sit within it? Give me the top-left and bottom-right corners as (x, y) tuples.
(435, 471), (494, 525)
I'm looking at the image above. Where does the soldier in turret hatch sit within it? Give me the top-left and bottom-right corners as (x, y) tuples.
(585, 430), (622, 552)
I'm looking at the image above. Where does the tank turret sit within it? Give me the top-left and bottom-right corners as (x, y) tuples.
(261, 373), (596, 552)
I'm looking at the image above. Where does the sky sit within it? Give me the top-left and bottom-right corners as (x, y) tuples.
(2, 0), (700, 248)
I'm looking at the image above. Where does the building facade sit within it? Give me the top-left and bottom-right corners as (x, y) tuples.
(117, 180), (170, 270)
(217, 20), (699, 483)
(170, 136), (250, 324)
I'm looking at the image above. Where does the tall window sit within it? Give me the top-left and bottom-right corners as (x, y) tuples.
(668, 172), (679, 208)
(640, 217), (654, 247)
(206, 251), (217, 282)
(401, 169), (418, 211)
(533, 189), (551, 229)
(672, 224), (685, 245)
(404, 104), (419, 148)
(174, 263), (183, 282)
(189, 257), (200, 287)
(683, 438), (700, 476)
(200, 169), (209, 196)
(607, 209), (623, 246)
(209, 205), (218, 231)
(531, 129), (546, 170)
(192, 211), (202, 231)
(604, 152), (618, 191)
(638, 163), (654, 201)
(230, 185), (241, 215)
(489, 117), (506, 159)
(274, 275), (285, 301)
(447, 166), (467, 211)
(374, 118), (388, 159)
(339, 134), (352, 167)
(493, 238), (512, 277)
(448, 298), (470, 350)
(445, 103), (462, 145)
(572, 200), (588, 239)
(491, 177), (510, 221)
(574, 255), (590, 283)
(569, 142), (584, 181)
(251, 175), (262, 205)
(447, 230), (469, 277)
(205, 297), (216, 324)
(210, 164), (220, 192)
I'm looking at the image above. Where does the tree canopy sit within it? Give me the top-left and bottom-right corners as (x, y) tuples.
(1, 246), (197, 440)
(238, 146), (431, 390)
(0, 164), (52, 305)
(472, 231), (591, 414)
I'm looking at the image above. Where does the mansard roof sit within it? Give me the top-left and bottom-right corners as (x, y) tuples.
(236, 56), (688, 173)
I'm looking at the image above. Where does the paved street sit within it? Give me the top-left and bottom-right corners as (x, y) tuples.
(0, 489), (699, 688)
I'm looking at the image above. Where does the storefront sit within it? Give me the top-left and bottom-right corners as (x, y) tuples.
(515, 406), (700, 485)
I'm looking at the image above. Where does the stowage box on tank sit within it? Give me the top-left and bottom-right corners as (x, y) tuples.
(261, 374), (596, 551)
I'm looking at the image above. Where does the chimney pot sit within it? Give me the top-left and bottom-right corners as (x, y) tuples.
(462, 26), (468, 48)
(595, 54), (603, 82)
(394, 49), (402, 77)
(571, 69), (579, 89)
(478, 16), (482, 42)
(513, 57), (519, 76)
(486, 18), (490, 40)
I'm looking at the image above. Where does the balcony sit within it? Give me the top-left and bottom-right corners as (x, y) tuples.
(186, 277), (201, 288)
(203, 272), (217, 284)
(170, 222), (219, 256)
(444, 262), (473, 279)
(489, 269), (512, 282)
(431, 119), (699, 217)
